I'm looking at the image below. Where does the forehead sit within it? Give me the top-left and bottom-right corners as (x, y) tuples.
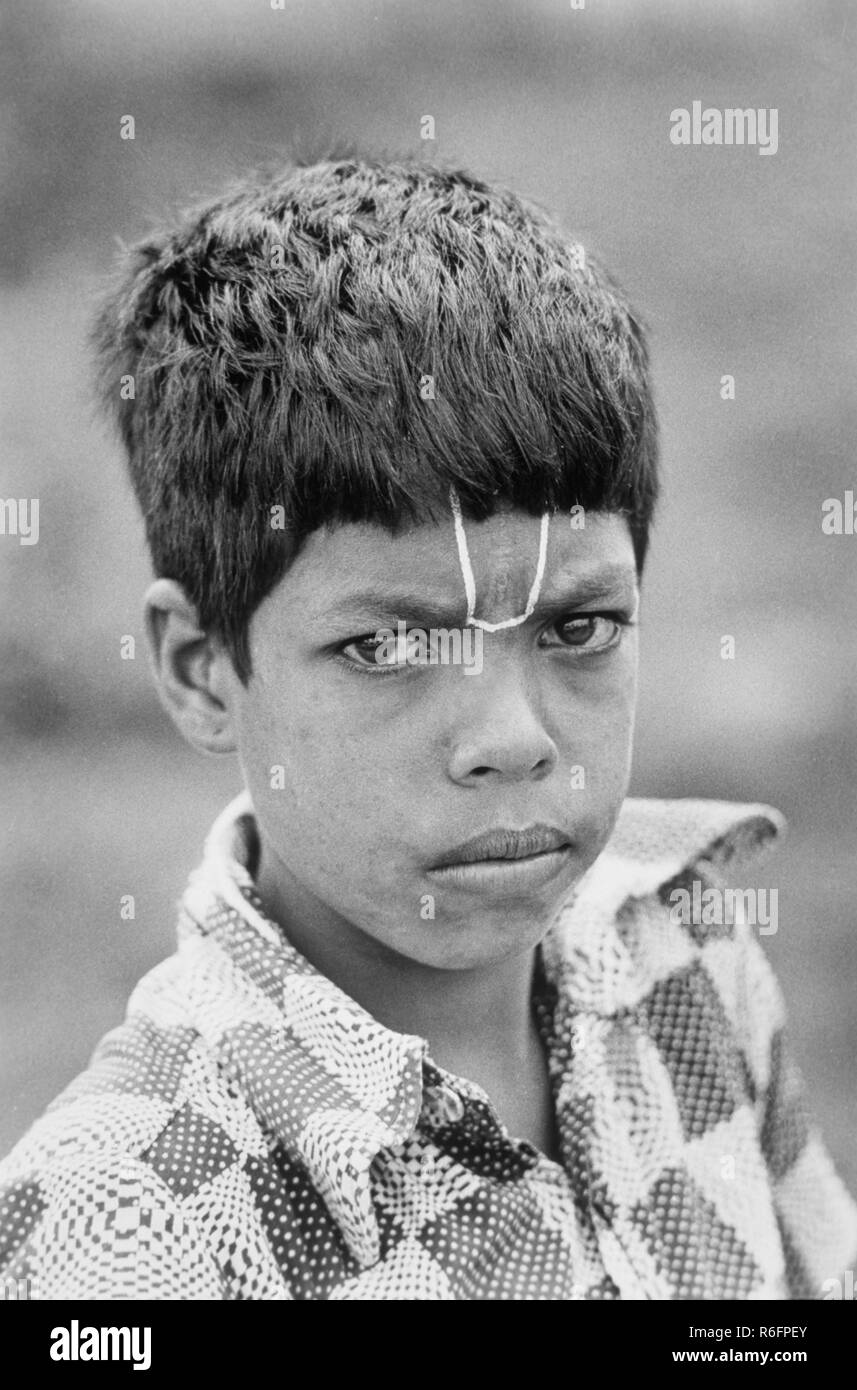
(278, 509), (637, 625)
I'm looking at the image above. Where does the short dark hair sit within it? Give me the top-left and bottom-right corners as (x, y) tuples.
(93, 154), (659, 681)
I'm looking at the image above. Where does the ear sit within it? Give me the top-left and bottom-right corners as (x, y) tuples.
(144, 579), (240, 754)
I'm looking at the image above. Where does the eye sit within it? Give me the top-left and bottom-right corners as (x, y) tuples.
(341, 633), (405, 669)
(337, 629), (421, 675)
(540, 614), (628, 653)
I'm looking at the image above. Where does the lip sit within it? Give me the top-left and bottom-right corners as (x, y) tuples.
(427, 845), (575, 895)
(431, 824), (571, 868)
(427, 825), (575, 895)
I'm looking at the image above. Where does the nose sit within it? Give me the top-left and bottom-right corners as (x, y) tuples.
(446, 662), (559, 786)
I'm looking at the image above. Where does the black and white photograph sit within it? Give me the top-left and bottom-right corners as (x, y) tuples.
(1, 0), (854, 1338)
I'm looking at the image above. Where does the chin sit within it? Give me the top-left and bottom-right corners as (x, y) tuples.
(392, 907), (556, 972)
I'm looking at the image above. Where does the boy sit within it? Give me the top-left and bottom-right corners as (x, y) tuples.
(0, 155), (854, 1300)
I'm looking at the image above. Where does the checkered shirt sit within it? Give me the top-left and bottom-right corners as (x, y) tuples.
(1, 793), (855, 1301)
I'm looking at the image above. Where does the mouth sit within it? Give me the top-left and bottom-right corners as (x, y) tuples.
(427, 825), (575, 894)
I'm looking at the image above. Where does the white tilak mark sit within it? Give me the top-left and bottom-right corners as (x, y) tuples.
(449, 486), (477, 616)
(449, 487), (550, 632)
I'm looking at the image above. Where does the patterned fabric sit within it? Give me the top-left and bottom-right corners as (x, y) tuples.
(1, 793), (855, 1301)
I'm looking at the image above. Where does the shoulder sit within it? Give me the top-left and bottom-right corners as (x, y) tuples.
(1, 951), (202, 1177)
(0, 1146), (225, 1299)
(547, 796), (786, 1038)
(0, 948), (271, 1299)
(606, 795), (785, 889)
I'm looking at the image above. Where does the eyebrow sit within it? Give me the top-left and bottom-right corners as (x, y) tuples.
(319, 564), (639, 630)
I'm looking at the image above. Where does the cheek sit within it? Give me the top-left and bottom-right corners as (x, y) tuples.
(555, 662), (637, 812)
(591, 684), (637, 780)
(555, 651), (637, 744)
(236, 677), (394, 835)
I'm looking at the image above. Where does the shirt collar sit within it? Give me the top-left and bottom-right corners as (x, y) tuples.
(543, 795), (784, 1014)
(177, 790), (783, 1268)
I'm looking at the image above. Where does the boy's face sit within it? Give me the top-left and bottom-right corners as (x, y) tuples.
(232, 508), (639, 970)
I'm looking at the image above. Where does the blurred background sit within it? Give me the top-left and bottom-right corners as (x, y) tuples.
(1, 0), (855, 1193)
